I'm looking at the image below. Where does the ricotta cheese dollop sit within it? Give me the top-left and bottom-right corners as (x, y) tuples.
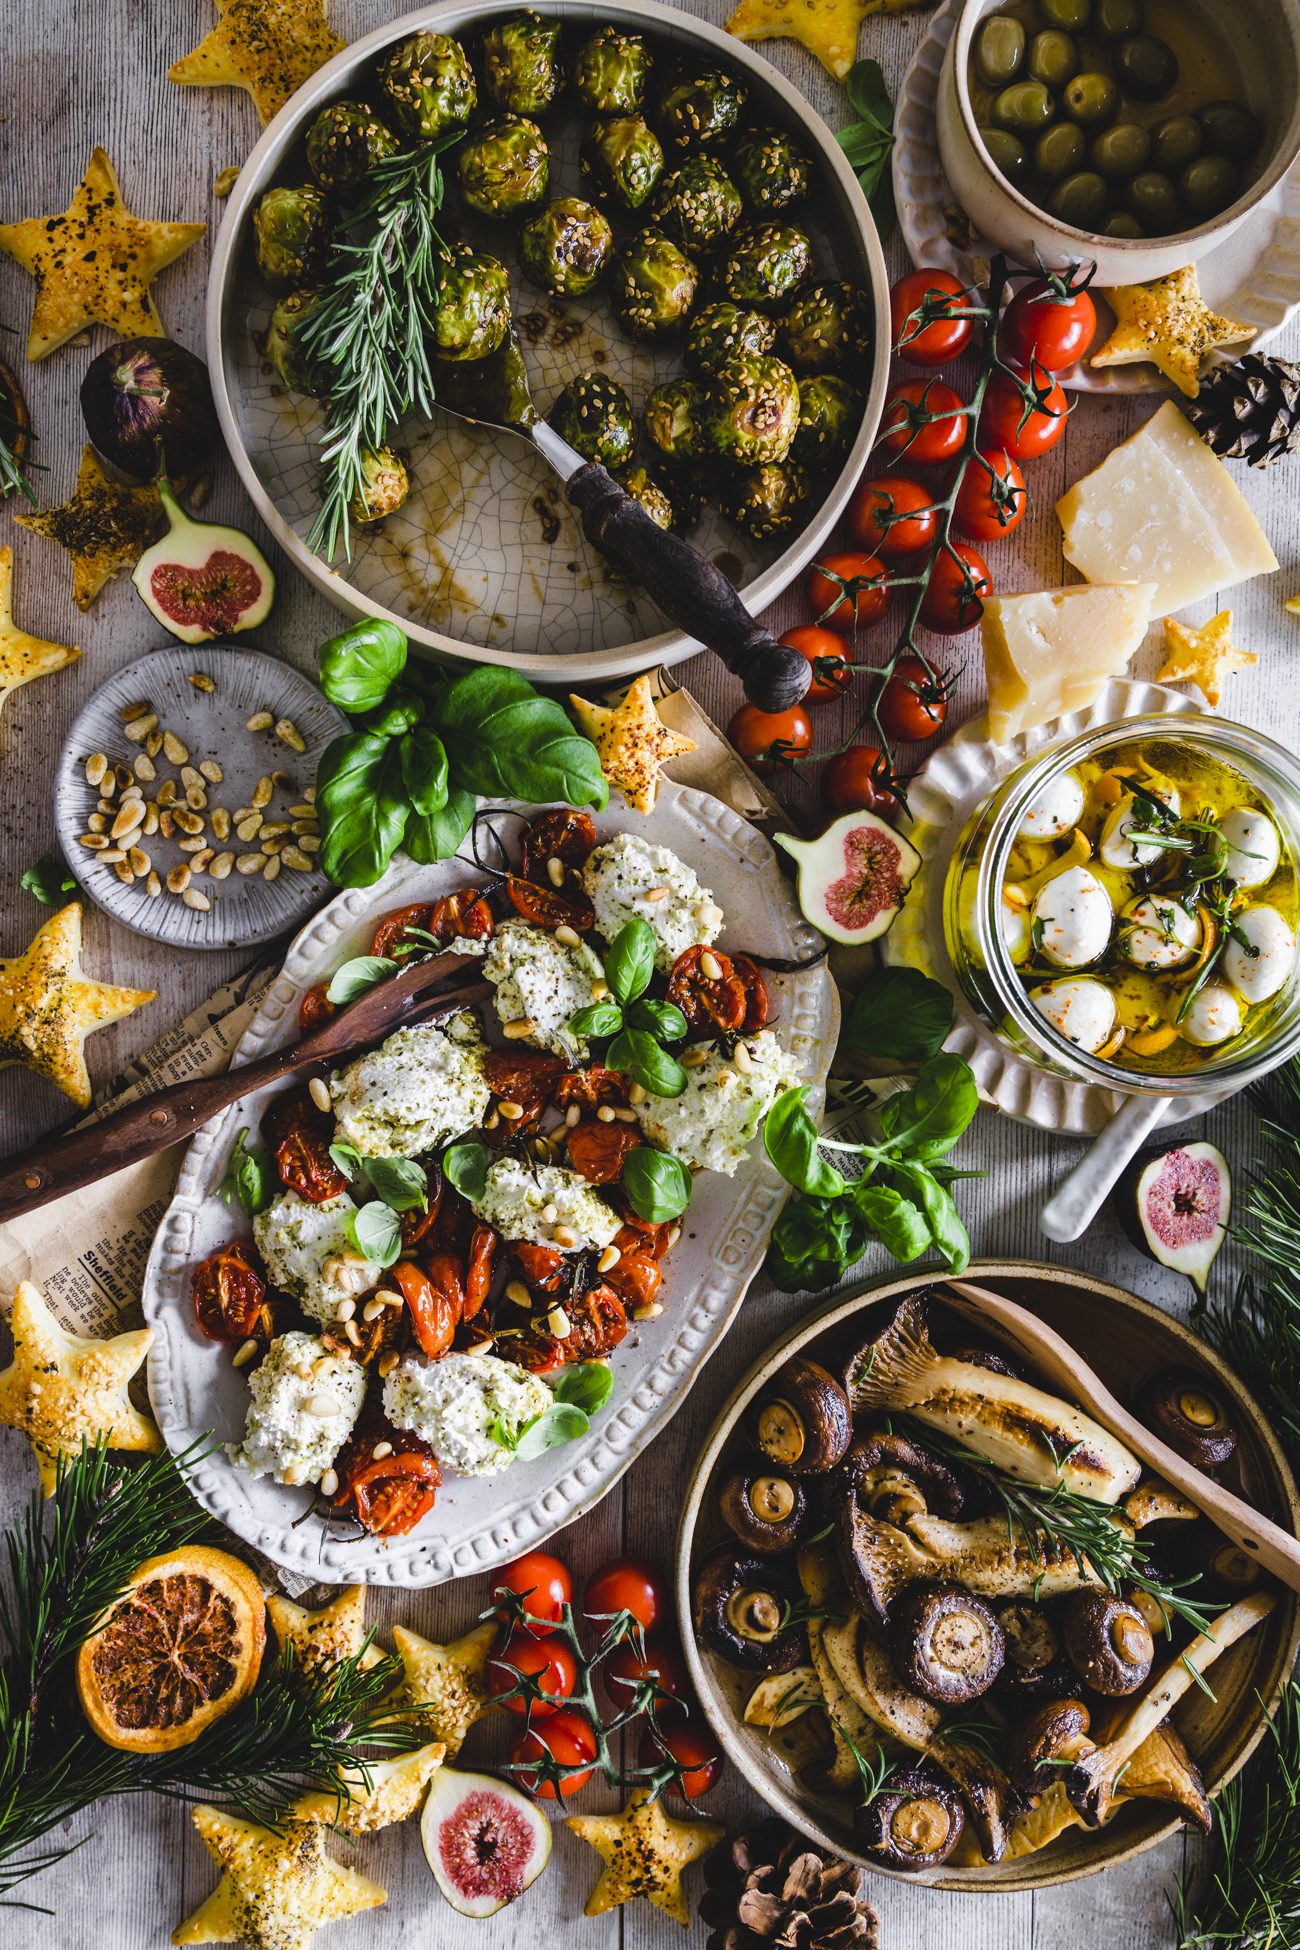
(329, 1011), (489, 1158)
(582, 833), (722, 973)
(230, 1330), (366, 1486)
(483, 919), (606, 1062)
(471, 1156), (621, 1251)
(253, 1190), (381, 1327)
(384, 1351), (552, 1476)
(636, 1030), (804, 1175)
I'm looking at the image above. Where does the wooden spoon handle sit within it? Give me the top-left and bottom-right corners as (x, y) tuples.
(564, 462), (812, 713)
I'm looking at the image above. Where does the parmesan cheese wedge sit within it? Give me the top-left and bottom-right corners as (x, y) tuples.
(1057, 401), (1277, 617)
(981, 582), (1156, 745)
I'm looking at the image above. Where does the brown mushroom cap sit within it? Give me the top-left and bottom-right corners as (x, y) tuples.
(855, 1765), (966, 1871)
(838, 1429), (966, 1523)
(1005, 1696), (1094, 1795)
(692, 1546), (807, 1672)
(1137, 1365), (1238, 1470)
(1062, 1589), (1155, 1697)
(717, 1463), (810, 1554)
(748, 1356), (852, 1476)
(890, 1580), (1005, 1707)
(995, 1600), (1074, 1701)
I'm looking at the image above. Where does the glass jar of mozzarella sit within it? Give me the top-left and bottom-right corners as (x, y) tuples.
(944, 715), (1300, 1091)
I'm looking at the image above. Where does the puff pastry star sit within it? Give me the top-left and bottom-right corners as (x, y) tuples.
(0, 902), (154, 1109)
(570, 674), (696, 815)
(294, 1741), (446, 1834)
(0, 546), (79, 718)
(724, 0), (928, 79)
(1157, 608), (1258, 707)
(1092, 266), (1254, 399)
(392, 1619), (498, 1757)
(170, 0), (345, 126)
(268, 1585), (385, 1680)
(16, 446), (162, 610)
(566, 1789), (724, 1927)
(0, 148), (204, 361)
(174, 1806), (385, 1950)
(0, 1280), (160, 1494)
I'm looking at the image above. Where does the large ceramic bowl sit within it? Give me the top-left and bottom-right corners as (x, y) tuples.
(206, 0), (891, 686)
(677, 1262), (1300, 1889)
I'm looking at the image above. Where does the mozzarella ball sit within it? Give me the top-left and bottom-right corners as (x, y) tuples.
(1017, 770), (1086, 842)
(1099, 787), (1181, 870)
(1223, 904), (1296, 1003)
(1117, 896), (1200, 972)
(1180, 984), (1244, 1048)
(1219, 807), (1281, 890)
(1031, 865), (1113, 969)
(1031, 978), (1117, 1054)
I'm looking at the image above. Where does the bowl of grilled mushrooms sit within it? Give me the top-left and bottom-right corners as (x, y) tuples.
(677, 1262), (1300, 1887)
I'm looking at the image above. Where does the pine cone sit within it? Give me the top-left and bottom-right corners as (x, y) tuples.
(1186, 353), (1300, 467)
(699, 1819), (881, 1950)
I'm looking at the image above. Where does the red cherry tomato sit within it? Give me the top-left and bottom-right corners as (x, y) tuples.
(878, 653), (951, 744)
(508, 1709), (598, 1798)
(920, 542), (993, 634)
(584, 1558), (668, 1633)
(494, 1551), (573, 1636)
(805, 551), (890, 631)
(639, 1709), (724, 1799)
(727, 702), (814, 774)
(191, 1243), (265, 1344)
(778, 625), (855, 705)
(953, 447), (1028, 542)
(822, 745), (899, 817)
(1001, 278), (1096, 371)
(392, 1257), (462, 1360)
(889, 269), (976, 365)
(878, 379), (967, 466)
(604, 1633), (687, 1709)
(488, 1633), (577, 1717)
(847, 473), (938, 560)
(980, 362), (1069, 460)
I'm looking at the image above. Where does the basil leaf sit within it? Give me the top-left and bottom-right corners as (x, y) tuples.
(435, 668), (608, 809)
(399, 728), (449, 817)
(846, 55), (892, 128)
(879, 1053), (980, 1160)
(317, 618), (408, 711)
(217, 1127), (274, 1216)
(404, 785), (476, 865)
(623, 1148), (692, 1223)
(329, 1140), (362, 1180)
(846, 969), (955, 1064)
(852, 1181), (932, 1262)
(325, 954), (398, 1005)
(488, 1415), (520, 1451)
(362, 1154), (428, 1214)
(570, 1000), (625, 1039)
(608, 1028), (686, 1098)
(840, 58), (896, 243)
(514, 1401), (590, 1461)
(317, 731), (409, 887)
(553, 1362), (615, 1415)
(348, 1200), (402, 1267)
(443, 1139), (489, 1200)
(764, 1087), (846, 1198)
(20, 852), (75, 907)
(767, 1192), (869, 1293)
(362, 695), (422, 738)
(628, 997), (689, 1043)
(605, 918), (656, 1006)
(892, 1162), (971, 1274)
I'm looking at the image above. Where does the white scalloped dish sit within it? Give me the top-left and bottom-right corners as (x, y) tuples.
(142, 779), (837, 1586)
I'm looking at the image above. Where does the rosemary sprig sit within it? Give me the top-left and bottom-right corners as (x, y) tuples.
(1171, 1682), (1300, 1949)
(0, 347), (36, 505)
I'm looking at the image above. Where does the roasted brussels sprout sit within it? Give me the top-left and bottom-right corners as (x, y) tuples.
(572, 27), (651, 115)
(731, 127), (814, 213)
(793, 373), (862, 468)
(856, 1765), (965, 1872)
(703, 351), (800, 466)
(780, 280), (873, 373)
(378, 31), (477, 141)
(549, 371), (635, 468)
(253, 185), (331, 288)
(657, 66), (747, 150)
(433, 245), (511, 362)
(693, 1547), (806, 1672)
(718, 1463), (811, 1554)
(718, 459), (810, 540)
(653, 157), (743, 254)
(579, 116), (664, 211)
(891, 1581), (1005, 1707)
(642, 377), (704, 467)
(458, 114), (549, 218)
(305, 101), (398, 194)
(348, 445), (409, 525)
(686, 301), (777, 374)
(266, 287), (326, 395)
(519, 196), (614, 296)
(437, 331), (535, 428)
(720, 223), (813, 309)
(481, 10), (564, 117)
(611, 228), (700, 338)
(618, 465), (677, 532)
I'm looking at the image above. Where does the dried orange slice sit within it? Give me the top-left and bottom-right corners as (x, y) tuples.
(76, 1544), (266, 1753)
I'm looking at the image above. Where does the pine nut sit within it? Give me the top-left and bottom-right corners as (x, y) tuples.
(236, 853), (265, 875)
(563, 1103), (581, 1129)
(124, 713), (157, 741)
(343, 1318), (361, 1346)
(281, 1465), (305, 1486)
(110, 803), (144, 840)
(181, 765), (202, 790)
(260, 821), (289, 839)
(546, 855), (565, 888)
(319, 1468), (339, 1498)
(335, 1298), (356, 1322)
(629, 1082), (647, 1105)
(497, 1099), (525, 1121)
(263, 855), (281, 881)
(190, 672), (216, 693)
(701, 904), (724, 929)
(668, 1224), (683, 1249)
(598, 1244), (621, 1273)
(114, 861), (136, 886)
(145, 730), (163, 759)
(371, 1440), (393, 1461)
(551, 1225), (578, 1249)
(642, 884), (670, 902)
(733, 1041), (755, 1074)
(134, 753), (156, 782)
(159, 813), (176, 839)
(463, 1338), (495, 1357)
(211, 807), (231, 840)
(174, 808), (204, 836)
(81, 829), (107, 849)
(85, 752), (108, 785)
(190, 849), (214, 871)
(156, 779), (177, 807)
(176, 835), (205, 854)
(182, 888), (211, 911)
(232, 1337), (259, 1368)
(186, 785), (208, 812)
(297, 832), (321, 852)
(590, 980), (610, 1001)
(376, 1288), (403, 1308)
(145, 872), (161, 898)
(128, 847), (150, 875)
(541, 1202), (559, 1224)
(682, 1046), (711, 1068)
(483, 1108), (500, 1131)
(209, 851), (234, 880)
(247, 709), (274, 731)
(379, 1351), (400, 1378)
(236, 814), (263, 842)
(141, 805), (159, 836)
(547, 1306), (572, 1338)
(555, 923), (581, 949)
(633, 1300), (664, 1322)
(163, 730), (189, 764)
(98, 848), (127, 864)
(200, 759), (223, 783)
(613, 1106), (637, 1122)
(596, 1104), (616, 1122)
(119, 699), (151, 723)
(303, 785), (316, 804)
(362, 1298), (385, 1322)
(252, 775), (274, 808)
(281, 845), (313, 871)
(276, 718), (306, 753)
(700, 951), (723, 982)
(502, 1017), (535, 1039)
(289, 802), (316, 820)
(306, 1391), (342, 1417)
(166, 864), (191, 894)
(308, 1076), (331, 1113)
(506, 1281), (532, 1308)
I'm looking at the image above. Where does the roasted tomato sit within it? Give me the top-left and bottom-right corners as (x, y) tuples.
(330, 1415), (441, 1537)
(506, 876), (595, 931)
(567, 1119), (641, 1184)
(265, 1088), (348, 1204)
(394, 1256), (463, 1359)
(731, 953), (770, 1034)
(667, 944), (748, 1034)
(615, 1217), (672, 1261)
(399, 1175), (444, 1250)
(465, 1224), (498, 1319)
(554, 1065), (629, 1109)
(511, 1240), (569, 1294)
(515, 1286), (628, 1370)
(299, 982), (335, 1034)
(350, 1292), (410, 1368)
(370, 890), (493, 958)
(191, 1243), (265, 1343)
(520, 809), (598, 882)
(604, 1248), (662, 1310)
(484, 1048), (566, 1136)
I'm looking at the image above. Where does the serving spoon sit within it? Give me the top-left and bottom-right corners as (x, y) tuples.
(432, 329), (812, 714)
(0, 953), (490, 1225)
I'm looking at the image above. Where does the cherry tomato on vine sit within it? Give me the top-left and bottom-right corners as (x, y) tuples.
(1001, 278), (1096, 371)
(847, 473), (938, 560)
(584, 1558), (668, 1633)
(878, 653), (951, 743)
(494, 1551), (573, 1636)
(980, 362), (1069, 460)
(889, 269), (976, 365)
(953, 446), (1028, 542)
(805, 551), (890, 630)
(920, 542), (993, 634)
(508, 1709), (598, 1798)
(727, 702), (814, 774)
(778, 625), (855, 704)
(604, 1632), (687, 1708)
(878, 379), (967, 466)
(639, 1708), (724, 1798)
(488, 1633), (577, 1716)
(822, 745), (900, 817)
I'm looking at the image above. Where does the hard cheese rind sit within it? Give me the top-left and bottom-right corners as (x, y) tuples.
(1056, 401), (1277, 616)
(982, 582), (1157, 744)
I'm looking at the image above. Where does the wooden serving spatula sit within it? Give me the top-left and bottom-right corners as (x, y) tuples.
(0, 952), (490, 1225)
(942, 1275), (1300, 1597)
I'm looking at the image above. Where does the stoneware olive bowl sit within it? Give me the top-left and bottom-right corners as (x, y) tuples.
(937, 0), (1300, 285)
(207, 0), (891, 686)
(676, 1260), (1300, 1889)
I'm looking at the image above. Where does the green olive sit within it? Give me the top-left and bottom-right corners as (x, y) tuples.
(1152, 115), (1202, 172)
(1093, 0), (1143, 41)
(993, 79), (1056, 133)
(974, 12), (1026, 86)
(1126, 168), (1179, 230)
(1091, 120), (1151, 178)
(1197, 99), (1263, 163)
(1027, 29), (1078, 89)
(1062, 71), (1119, 128)
(1047, 168), (1108, 227)
(1035, 121), (1086, 182)
(1112, 34), (1178, 102)
(1180, 153), (1240, 220)
(1039, 0), (1088, 29)
(980, 125), (1031, 184)
(1104, 209), (1145, 237)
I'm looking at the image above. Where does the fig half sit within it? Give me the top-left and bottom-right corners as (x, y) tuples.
(132, 477), (274, 643)
(1119, 1142), (1231, 1295)
(776, 811), (921, 946)
(420, 1765), (551, 1917)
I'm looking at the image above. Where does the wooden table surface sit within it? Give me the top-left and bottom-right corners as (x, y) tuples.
(2, 1), (1298, 1945)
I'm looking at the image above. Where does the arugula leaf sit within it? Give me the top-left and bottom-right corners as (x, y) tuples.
(21, 853), (75, 907)
(325, 954), (398, 1005)
(623, 1148), (692, 1223)
(399, 727), (449, 817)
(553, 1363), (615, 1416)
(217, 1128), (274, 1216)
(317, 731), (409, 887)
(846, 969), (954, 1064)
(764, 1087), (847, 1198)
(404, 785), (476, 865)
(443, 1139), (489, 1201)
(608, 1027), (686, 1098)
(348, 1200), (402, 1267)
(318, 618), (408, 711)
(362, 1154), (428, 1213)
(435, 668), (608, 809)
(605, 918), (656, 1006)
(839, 58), (896, 242)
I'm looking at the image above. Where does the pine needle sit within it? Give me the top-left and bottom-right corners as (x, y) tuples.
(1171, 1682), (1300, 1949)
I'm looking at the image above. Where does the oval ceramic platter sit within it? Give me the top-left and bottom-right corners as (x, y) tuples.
(142, 777), (838, 1586)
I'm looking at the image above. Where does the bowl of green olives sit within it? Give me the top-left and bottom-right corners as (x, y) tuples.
(938, 0), (1300, 284)
(207, 0), (890, 686)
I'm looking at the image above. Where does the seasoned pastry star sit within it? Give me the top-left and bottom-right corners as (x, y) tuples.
(17, 446), (162, 610)
(293, 1741), (446, 1833)
(1157, 608), (1258, 708)
(566, 1787), (724, 1926)
(173, 1806), (386, 1950)
(0, 1280), (160, 1494)
(169, 0), (346, 126)
(392, 1618), (498, 1757)
(0, 546), (79, 719)
(0, 902), (154, 1108)
(570, 674), (696, 815)
(724, 0), (928, 80)
(1092, 266), (1253, 399)
(267, 1585), (385, 1678)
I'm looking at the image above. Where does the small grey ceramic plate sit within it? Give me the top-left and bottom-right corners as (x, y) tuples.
(54, 645), (348, 950)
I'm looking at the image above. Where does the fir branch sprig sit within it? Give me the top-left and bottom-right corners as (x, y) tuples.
(1171, 1682), (1300, 1949)
(0, 350), (36, 505)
